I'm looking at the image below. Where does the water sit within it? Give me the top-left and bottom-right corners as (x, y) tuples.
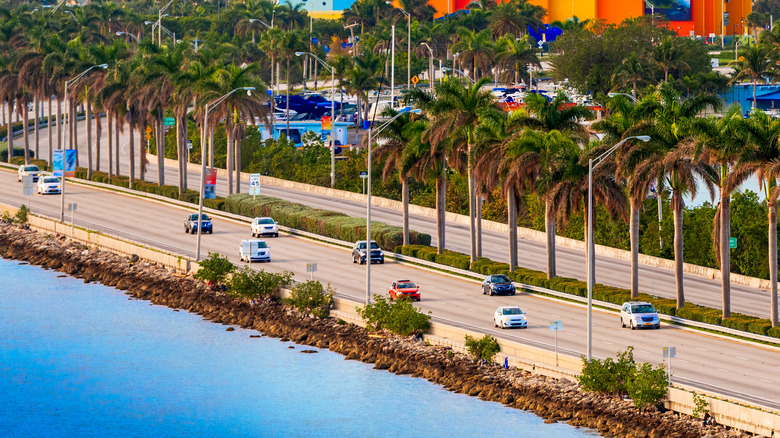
(0, 258), (598, 438)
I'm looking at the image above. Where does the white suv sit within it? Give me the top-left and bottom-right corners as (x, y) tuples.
(18, 164), (41, 182)
(620, 301), (661, 330)
(251, 217), (279, 237)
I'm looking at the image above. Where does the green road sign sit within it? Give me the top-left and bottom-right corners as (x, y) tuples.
(163, 117), (175, 127)
(730, 237), (737, 249)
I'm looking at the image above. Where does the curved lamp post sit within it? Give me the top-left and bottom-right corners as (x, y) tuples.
(296, 51), (336, 188)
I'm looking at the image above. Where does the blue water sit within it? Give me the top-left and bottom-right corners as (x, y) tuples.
(0, 258), (598, 437)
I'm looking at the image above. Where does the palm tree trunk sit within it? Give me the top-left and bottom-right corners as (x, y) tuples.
(630, 203), (640, 298)
(673, 193), (685, 309)
(720, 190), (731, 318)
(545, 199), (556, 279)
(34, 95), (39, 161)
(436, 168), (446, 254)
(86, 102), (93, 179)
(477, 195), (482, 257)
(127, 115), (135, 185)
(72, 101), (79, 167)
(47, 97), (52, 165)
(286, 59), (291, 134)
(108, 115), (113, 178)
(508, 188), (517, 271)
(138, 123), (145, 181)
(56, 98), (62, 151)
(95, 113), (102, 173)
(176, 116), (183, 196)
(235, 136), (241, 194)
(115, 115), (121, 178)
(6, 100), (12, 162)
(770, 199), (778, 327)
(467, 143), (476, 263)
(227, 116), (234, 195)
(23, 101), (30, 164)
(402, 176), (409, 245)
(157, 111), (165, 186)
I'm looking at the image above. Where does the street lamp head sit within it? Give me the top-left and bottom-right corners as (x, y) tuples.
(144, 21), (153, 25)
(410, 109), (422, 114)
(98, 64), (108, 69)
(243, 87), (255, 96)
(442, 67), (452, 72)
(635, 135), (651, 142)
(116, 31), (124, 36)
(453, 52), (460, 58)
(295, 52), (305, 56)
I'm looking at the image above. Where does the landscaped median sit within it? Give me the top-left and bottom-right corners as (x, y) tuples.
(397, 244), (780, 340)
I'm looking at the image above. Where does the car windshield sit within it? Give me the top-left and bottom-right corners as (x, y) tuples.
(43, 177), (59, 183)
(24, 165), (39, 171)
(358, 242), (380, 250)
(397, 282), (416, 289)
(190, 214), (210, 220)
(258, 218), (274, 225)
(491, 275), (510, 284)
(502, 308), (524, 315)
(256, 241), (268, 248)
(632, 304), (656, 314)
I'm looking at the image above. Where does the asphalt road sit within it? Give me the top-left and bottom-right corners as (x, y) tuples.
(12, 114), (777, 321)
(1, 168), (779, 410)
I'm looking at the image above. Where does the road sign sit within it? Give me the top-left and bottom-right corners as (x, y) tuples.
(163, 117), (175, 127)
(187, 140), (193, 150)
(663, 346), (676, 358)
(411, 75), (419, 85)
(22, 175), (33, 196)
(550, 320), (563, 367)
(729, 237), (737, 249)
(306, 262), (317, 280)
(359, 171), (368, 179)
(67, 203), (77, 211)
(249, 173), (261, 196)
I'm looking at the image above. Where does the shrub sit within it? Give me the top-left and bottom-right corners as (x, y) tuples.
(356, 295), (431, 336)
(193, 252), (234, 285)
(229, 268), (292, 300)
(464, 334), (500, 363)
(577, 347), (636, 395)
(15, 205), (29, 225)
(625, 362), (669, 409)
(285, 280), (334, 318)
(2, 147), (33, 162)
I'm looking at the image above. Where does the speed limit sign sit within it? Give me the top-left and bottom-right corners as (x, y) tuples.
(249, 173), (261, 196)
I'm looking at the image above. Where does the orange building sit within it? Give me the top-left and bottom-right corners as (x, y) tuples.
(427, 0), (753, 38)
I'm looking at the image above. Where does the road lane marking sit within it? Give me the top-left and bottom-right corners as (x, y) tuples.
(735, 356), (749, 361)
(638, 349), (650, 354)
(716, 368), (729, 373)
(603, 341), (613, 345)
(761, 379), (773, 383)
(696, 347), (707, 351)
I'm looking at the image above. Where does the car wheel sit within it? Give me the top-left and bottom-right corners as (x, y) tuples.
(494, 319), (498, 328)
(630, 320), (636, 330)
(655, 325), (661, 329)
(352, 255), (357, 264)
(251, 231), (255, 237)
(359, 258), (365, 265)
(380, 259), (384, 264)
(209, 230), (213, 234)
(482, 287), (486, 295)
(489, 289), (494, 296)
(500, 321), (505, 329)
(185, 227), (189, 233)
(621, 317), (625, 328)
(511, 292), (516, 296)
(275, 233), (279, 237)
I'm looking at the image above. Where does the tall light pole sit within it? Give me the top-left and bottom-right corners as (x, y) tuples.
(196, 87), (255, 261)
(607, 91), (637, 103)
(345, 22), (360, 57)
(158, 0), (175, 47)
(421, 43), (434, 86)
(116, 31), (139, 42)
(365, 108), (421, 304)
(248, 18), (270, 44)
(296, 52), (336, 188)
(442, 67), (475, 85)
(586, 135), (650, 359)
(388, 2), (411, 89)
(391, 25), (395, 108)
(60, 64), (108, 222)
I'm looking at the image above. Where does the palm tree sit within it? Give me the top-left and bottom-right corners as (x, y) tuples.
(688, 106), (753, 318)
(611, 52), (648, 99)
(729, 44), (775, 109)
(495, 34), (540, 86)
(514, 92), (592, 278)
(414, 76), (496, 262)
(652, 36), (690, 83)
(276, 30), (306, 133)
(451, 28), (494, 80)
(342, 64), (379, 128)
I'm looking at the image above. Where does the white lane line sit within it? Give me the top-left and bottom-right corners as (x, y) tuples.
(695, 347), (707, 351)
(761, 379), (773, 383)
(658, 338), (670, 342)
(457, 292), (466, 296)
(638, 349), (650, 354)
(716, 368), (729, 373)
(677, 359), (689, 363)
(735, 356), (749, 361)
(566, 332), (577, 336)
(466, 308), (477, 312)
(603, 341), (613, 345)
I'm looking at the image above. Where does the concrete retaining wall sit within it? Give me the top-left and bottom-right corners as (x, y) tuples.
(667, 387), (780, 436)
(163, 154), (771, 291)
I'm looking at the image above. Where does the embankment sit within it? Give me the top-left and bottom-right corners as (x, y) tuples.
(0, 223), (733, 438)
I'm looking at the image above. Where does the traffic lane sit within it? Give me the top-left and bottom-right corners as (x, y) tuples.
(22, 124), (777, 319)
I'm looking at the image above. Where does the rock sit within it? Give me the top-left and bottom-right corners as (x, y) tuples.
(300, 350), (317, 354)
(226, 327), (235, 332)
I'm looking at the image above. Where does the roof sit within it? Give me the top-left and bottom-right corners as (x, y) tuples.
(748, 90), (780, 101)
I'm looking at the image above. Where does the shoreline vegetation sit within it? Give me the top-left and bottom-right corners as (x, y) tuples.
(0, 222), (738, 438)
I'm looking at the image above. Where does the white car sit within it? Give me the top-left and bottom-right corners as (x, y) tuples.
(620, 301), (661, 330)
(18, 164), (41, 182)
(37, 176), (62, 195)
(251, 217), (279, 237)
(493, 306), (528, 329)
(239, 239), (271, 263)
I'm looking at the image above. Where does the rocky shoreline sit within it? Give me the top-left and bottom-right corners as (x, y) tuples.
(0, 223), (739, 438)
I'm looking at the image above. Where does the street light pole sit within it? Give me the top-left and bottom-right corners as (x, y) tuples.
(364, 108), (421, 305)
(116, 31), (139, 42)
(421, 43), (434, 86)
(196, 87), (255, 261)
(586, 135), (650, 359)
(442, 67), (475, 85)
(296, 52), (336, 188)
(60, 64), (108, 222)
(388, 3), (411, 89)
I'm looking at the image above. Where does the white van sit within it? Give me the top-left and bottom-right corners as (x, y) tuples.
(239, 239), (271, 263)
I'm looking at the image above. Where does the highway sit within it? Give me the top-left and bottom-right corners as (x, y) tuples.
(13, 114), (777, 321)
(1, 168), (779, 411)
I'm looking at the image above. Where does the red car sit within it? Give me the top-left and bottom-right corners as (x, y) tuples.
(389, 280), (421, 301)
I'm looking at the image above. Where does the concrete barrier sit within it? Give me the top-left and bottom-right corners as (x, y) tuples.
(667, 386), (780, 435)
(151, 153), (771, 291)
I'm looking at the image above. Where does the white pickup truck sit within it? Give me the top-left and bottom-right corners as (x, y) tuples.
(239, 239), (271, 263)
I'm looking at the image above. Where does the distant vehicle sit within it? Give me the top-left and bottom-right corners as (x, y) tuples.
(18, 164), (41, 182)
(389, 280), (420, 301)
(251, 217), (279, 237)
(482, 274), (516, 296)
(352, 240), (384, 264)
(37, 176), (61, 195)
(184, 213), (212, 234)
(620, 301), (661, 330)
(239, 239), (271, 263)
(493, 306), (528, 329)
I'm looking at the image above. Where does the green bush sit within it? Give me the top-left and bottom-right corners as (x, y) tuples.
(577, 347), (637, 395)
(193, 252), (234, 285)
(625, 362), (669, 409)
(285, 280), (334, 319)
(1, 146), (31, 162)
(356, 295), (431, 336)
(229, 267), (292, 300)
(464, 334), (500, 363)
(15, 205), (29, 224)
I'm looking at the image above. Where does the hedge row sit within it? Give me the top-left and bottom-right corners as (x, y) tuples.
(397, 244), (780, 340)
(4, 148), (35, 163)
(224, 193), (431, 250)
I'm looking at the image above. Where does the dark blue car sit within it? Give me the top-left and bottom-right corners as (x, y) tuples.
(185, 213), (212, 234)
(482, 274), (516, 296)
